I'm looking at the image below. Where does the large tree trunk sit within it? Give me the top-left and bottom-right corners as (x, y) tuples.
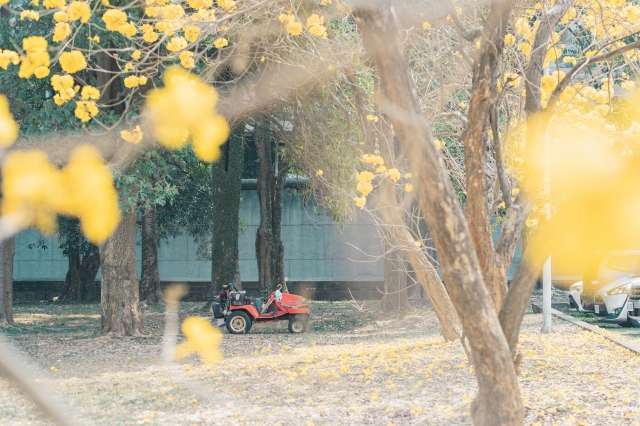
(100, 211), (144, 335)
(356, 3), (524, 425)
(140, 206), (163, 304)
(381, 246), (409, 312)
(211, 130), (244, 294)
(0, 237), (14, 326)
(254, 131), (288, 292)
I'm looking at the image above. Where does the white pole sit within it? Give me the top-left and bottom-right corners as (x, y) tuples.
(542, 256), (553, 333)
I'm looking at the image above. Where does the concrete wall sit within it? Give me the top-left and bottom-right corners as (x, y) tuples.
(13, 190), (385, 284)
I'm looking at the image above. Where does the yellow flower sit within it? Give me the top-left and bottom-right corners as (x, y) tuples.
(213, 38), (228, 49)
(306, 14), (327, 39)
(74, 100), (98, 122)
(563, 56), (577, 66)
(58, 146), (120, 243)
(42, 0), (65, 8)
(356, 170), (375, 183)
(585, 50), (597, 58)
(120, 125), (143, 143)
(517, 42), (531, 56)
(124, 75), (148, 88)
(51, 74), (74, 92)
(53, 22), (71, 42)
(141, 24), (154, 33)
(0, 50), (20, 70)
(404, 184), (413, 192)
(34, 66), (50, 79)
(131, 50), (141, 60)
(123, 62), (133, 72)
(366, 114), (379, 122)
(356, 181), (373, 197)
(414, 241), (422, 248)
(102, 9), (127, 31)
(20, 10), (40, 21)
(53, 10), (69, 21)
(316, 170), (323, 177)
(183, 24), (200, 43)
(217, 0), (235, 11)
(174, 316), (223, 364)
(18, 37), (50, 79)
(0, 95), (19, 147)
(68, 1), (91, 22)
(59, 50), (87, 74)
(146, 67), (230, 161)
(50, 366), (58, 371)
(279, 12), (302, 36)
(179, 51), (195, 68)
(167, 36), (188, 52)
(119, 22), (136, 37)
(511, 187), (520, 195)
(404, 173), (412, 179)
(143, 31), (159, 43)
(363, 154), (383, 166)
(504, 33), (516, 45)
(387, 168), (401, 182)
(187, 0), (211, 9)
(376, 165), (387, 174)
(621, 80), (635, 91)
(422, 21), (431, 29)
(81, 85), (100, 100)
(354, 196), (366, 209)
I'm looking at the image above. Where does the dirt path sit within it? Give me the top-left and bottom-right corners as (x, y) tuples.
(1, 301), (640, 425)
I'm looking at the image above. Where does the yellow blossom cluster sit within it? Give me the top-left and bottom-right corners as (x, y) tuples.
(141, 24), (159, 43)
(51, 74), (76, 105)
(167, 36), (188, 52)
(0, 50), (20, 70)
(74, 101), (99, 122)
(124, 75), (148, 88)
(102, 9), (136, 36)
(0, 95), (19, 147)
(354, 153), (414, 209)
(59, 50), (87, 74)
(146, 67), (230, 162)
(1, 145), (120, 243)
(279, 12), (303, 36)
(213, 38), (228, 49)
(306, 14), (328, 39)
(81, 85), (100, 100)
(18, 37), (50, 79)
(53, 22), (71, 42)
(179, 51), (195, 68)
(183, 24), (201, 43)
(120, 125), (143, 144)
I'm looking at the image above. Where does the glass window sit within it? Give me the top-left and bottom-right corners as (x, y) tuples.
(606, 255), (637, 274)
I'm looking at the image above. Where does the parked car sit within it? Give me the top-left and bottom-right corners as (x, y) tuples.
(571, 251), (640, 312)
(591, 276), (640, 326)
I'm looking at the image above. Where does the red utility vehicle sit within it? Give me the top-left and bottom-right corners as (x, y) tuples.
(213, 285), (310, 334)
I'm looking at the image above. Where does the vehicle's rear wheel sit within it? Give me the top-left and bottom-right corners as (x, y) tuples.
(288, 317), (307, 334)
(226, 311), (252, 334)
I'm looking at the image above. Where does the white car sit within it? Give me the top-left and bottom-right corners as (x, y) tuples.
(592, 276), (640, 326)
(568, 281), (590, 312)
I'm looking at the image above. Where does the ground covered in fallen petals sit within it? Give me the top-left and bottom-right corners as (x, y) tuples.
(1, 299), (640, 425)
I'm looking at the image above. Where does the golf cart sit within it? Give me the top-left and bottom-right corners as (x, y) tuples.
(213, 284), (310, 334)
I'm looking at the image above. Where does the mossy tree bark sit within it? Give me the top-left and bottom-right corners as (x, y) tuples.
(140, 206), (163, 304)
(211, 130), (244, 294)
(100, 211), (145, 335)
(254, 131), (289, 292)
(0, 237), (14, 326)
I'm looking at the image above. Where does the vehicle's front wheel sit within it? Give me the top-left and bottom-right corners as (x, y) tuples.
(226, 311), (252, 334)
(288, 317), (307, 334)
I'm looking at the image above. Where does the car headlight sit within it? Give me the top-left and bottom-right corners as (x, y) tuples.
(606, 283), (632, 296)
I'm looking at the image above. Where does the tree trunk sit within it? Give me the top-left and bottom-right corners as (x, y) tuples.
(140, 206), (163, 304)
(100, 211), (144, 335)
(356, 3), (524, 425)
(211, 129), (244, 294)
(381, 246), (409, 312)
(0, 237), (14, 326)
(254, 131), (288, 291)
(271, 151), (289, 292)
(59, 238), (100, 301)
(255, 131), (274, 290)
(96, 49), (125, 115)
